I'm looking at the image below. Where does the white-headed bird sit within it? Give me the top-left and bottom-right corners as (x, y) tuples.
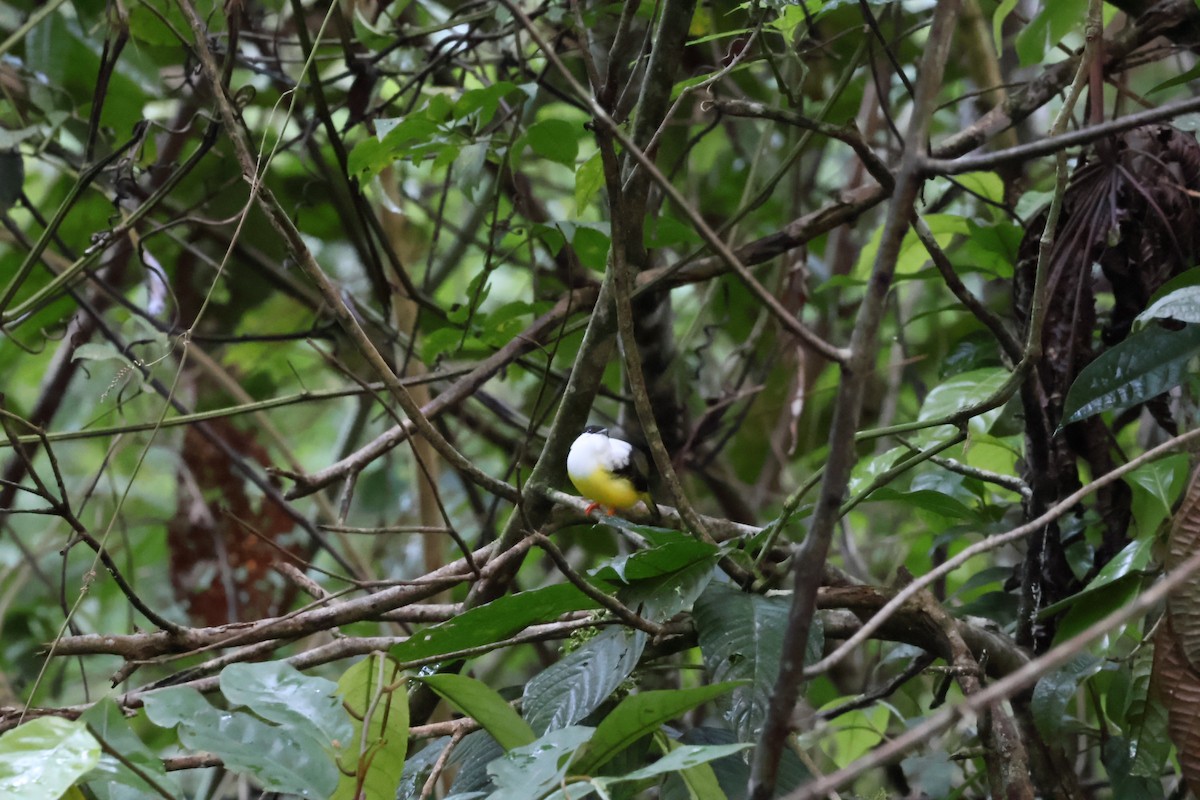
(567, 425), (658, 518)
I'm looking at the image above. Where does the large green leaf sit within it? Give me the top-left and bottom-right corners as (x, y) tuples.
(81, 698), (179, 799)
(590, 537), (720, 584)
(143, 686), (339, 798)
(418, 673), (535, 751)
(1137, 284), (1200, 324)
(570, 682), (744, 774)
(334, 653), (409, 800)
(0, 718), (100, 800)
(220, 660), (353, 749)
(1039, 535), (1155, 620)
(1127, 454), (1190, 537)
(1126, 644), (1171, 779)
(525, 118), (579, 167)
(1014, 0), (1087, 66)
(1061, 323), (1200, 426)
(523, 626), (648, 735)
(693, 583), (822, 742)
(661, 727), (811, 800)
(1101, 736), (1166, 799)
(1031, 654), (1103, 738)
(390, 583), (601, 664)
(487, 725), (594, 800)
(918, 366), (1010, 433)
(591, 535), (721, 622)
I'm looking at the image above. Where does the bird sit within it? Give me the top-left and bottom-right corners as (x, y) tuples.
(567, 425), (659, 519)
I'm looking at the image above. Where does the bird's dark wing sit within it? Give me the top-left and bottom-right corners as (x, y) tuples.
(613, 446), (651, 493)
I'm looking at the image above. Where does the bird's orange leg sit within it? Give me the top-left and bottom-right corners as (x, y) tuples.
(583, 501), (601, 515)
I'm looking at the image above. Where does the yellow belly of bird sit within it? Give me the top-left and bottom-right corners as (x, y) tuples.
(569, 467), (640, 510)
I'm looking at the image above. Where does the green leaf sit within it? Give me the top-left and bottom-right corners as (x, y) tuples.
(457, 140), (491, 202)
(526, 118), (579, 167)
(0, 718), (100, 800)
(571, 225), (611, 271)
(390, 583), (602, 664)
(864, 488), (979, 523)
(1031, 654), (1102, 738)
(1148, 59), (1200, 96)
(1127, 454), (1190, 536)
(1126, 645), (1171, 778)
(1014, 0), (1086, 66)
(1040, 536), (1154, 622)
(918, 367), (1010, 433)
(571, 682), (744, 774)
(333, 653), (408, 800)
(953, 220), (1020, 279)
(575, 151), (605, 213)
(220, 660), (354, 750)
(953, 172), (1004, 204)
(418, 673), (535, 750)
(396, 737), (449, 800)
(80, 698), (178, 798)
(992, 0), (1019, 52)
(454, 81), (518, 127)
(143, 686), (339, 798)
(72, 342), (132, 365)
(523, 627), (648, 735)
(1052, 574), (1144, 647)
(1137, 285), (1200, 325)
(855, 213), (970, 279)
(1061, 323), (1200, 426)
(822, 704), (890, 769)
(694, 582), (820, 742)
(618, 549), (720, 622)
(488, 725), (594, 800)
(1102, 736), (1166, 799)
(605, 742), (751, 783)
(591, 539), (720, 584)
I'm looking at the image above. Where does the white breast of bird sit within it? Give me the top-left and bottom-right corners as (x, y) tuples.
(567, 431), (632, 475)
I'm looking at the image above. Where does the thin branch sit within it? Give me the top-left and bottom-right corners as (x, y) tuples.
(747, 4), (962, 798)
(785, 537), (1200, 799)
(806, 421), (1200, 678)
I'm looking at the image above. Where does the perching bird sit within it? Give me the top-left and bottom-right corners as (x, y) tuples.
(567, 426), (659, 519)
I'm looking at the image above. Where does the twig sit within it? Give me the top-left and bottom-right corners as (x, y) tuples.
(805, 421), (1200, 678)
(173, 0), (520, 507)
(532, 534), (665, 636)
(280, 288), (596, 499)
(784, 537), (1200, 799)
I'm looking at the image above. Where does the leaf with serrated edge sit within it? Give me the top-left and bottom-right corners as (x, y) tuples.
(694, 583), (822, 742)
(523, 627), (647, 735)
